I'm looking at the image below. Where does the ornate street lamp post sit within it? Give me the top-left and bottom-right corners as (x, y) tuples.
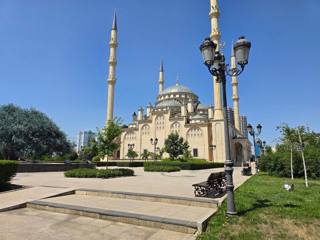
(200, 36), (251, 216)
(150, 138), (158, 160)
(247, 124), (262, 173)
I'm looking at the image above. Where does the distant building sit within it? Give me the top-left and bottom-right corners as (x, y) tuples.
(76, 131), (96, 153)
(240, 116), (248, 138)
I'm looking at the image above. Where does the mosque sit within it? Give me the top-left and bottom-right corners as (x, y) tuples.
(105, 0), (251, 164)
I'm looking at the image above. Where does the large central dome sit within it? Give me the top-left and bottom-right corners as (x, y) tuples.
(162, 83), (193, 94)
(156, 83), (199, 108)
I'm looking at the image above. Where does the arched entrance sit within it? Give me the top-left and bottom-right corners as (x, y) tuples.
(235, 142), (244, 166)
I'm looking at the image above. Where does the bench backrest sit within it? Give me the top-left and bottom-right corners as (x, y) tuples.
(207, 171), (225, 182)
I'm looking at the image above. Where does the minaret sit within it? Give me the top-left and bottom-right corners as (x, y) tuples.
(106, 12), (118, 124)
(158, 61), (164, 94)
(231, 47), (241, 132)
(209, 0), (223, 120)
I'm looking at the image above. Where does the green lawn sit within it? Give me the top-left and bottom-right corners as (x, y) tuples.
(199, 174), (320, 240)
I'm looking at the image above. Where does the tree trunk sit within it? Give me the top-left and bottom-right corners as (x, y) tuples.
(298, 129), (308, 187)
(301, 150), (308, 187)
(290, 146), (294, 180)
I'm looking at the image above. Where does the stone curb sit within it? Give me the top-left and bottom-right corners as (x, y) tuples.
(27, 200), (199, 234)
(76, 189), (218, 208)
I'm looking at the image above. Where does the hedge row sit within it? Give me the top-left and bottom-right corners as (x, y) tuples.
(95, 162), (117, 167)
(145, 160), (224, 170)
(144, 165), (181, 172)
(64, 168), (134, 178)
(95, 162), (144, 167)
(117, 162), (144, 167)
(0, 160), (18, 184)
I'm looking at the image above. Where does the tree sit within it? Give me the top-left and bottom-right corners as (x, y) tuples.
(96, 119), (122, 167)
(0, 104), (71, 160)
(277, 124), (298, 180)
(164, 133), (189, 160)
(141, 149), (150, 161)
(297, 127), (308, 187)
(127, 149), (138, 162)
(260, 124), (320, 181)
(79, 138), (98, 161)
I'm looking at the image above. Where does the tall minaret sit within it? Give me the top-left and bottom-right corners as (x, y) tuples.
(106, 12), (118, 124)
(231, 48), (241, 132)
(158, 61), (164, 94)
(209, 0), (223, 120)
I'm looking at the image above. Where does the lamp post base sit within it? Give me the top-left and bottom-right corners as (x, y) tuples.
(227, 211), (238, 216)
(225, 159), (237, 216)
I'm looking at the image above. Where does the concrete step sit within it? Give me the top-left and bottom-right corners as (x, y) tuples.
(27, 192), (216, 234)
(76, 188), (218, 208)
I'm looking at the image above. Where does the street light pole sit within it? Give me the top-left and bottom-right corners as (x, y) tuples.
(150, 138), (158, 160)
(247, 124), (262, 174)
(199, 36), (251, 216)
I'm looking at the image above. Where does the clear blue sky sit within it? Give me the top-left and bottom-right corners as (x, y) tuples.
(0, 0), (319, 145)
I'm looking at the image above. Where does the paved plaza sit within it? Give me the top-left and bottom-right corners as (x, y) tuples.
(10, 167), (249, 202)
(0, 167), (251, 240)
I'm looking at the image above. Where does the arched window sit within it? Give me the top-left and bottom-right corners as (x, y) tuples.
(141, 124), (150, 135)
(125, 132), (136, 140)
(187, 127), (202, 138)
(170, 122), (180, 133)
(155, 115), (165, 130)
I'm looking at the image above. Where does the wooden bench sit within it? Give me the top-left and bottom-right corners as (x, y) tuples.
(192, 172), (226, 197)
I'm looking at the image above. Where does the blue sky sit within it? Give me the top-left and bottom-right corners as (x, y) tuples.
(0, 0), (319, 145)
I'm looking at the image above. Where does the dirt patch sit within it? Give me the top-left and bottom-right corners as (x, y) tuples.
(256, 215), (320, 240)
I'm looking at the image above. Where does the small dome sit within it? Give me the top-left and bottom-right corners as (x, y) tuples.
(156, 99), (182, 107)
(162, 83), (193, 95)
(191, 114), (207, 120)
(197, 103), (208, 110)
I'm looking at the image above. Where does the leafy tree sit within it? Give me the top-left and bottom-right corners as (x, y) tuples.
(96, 119), (122, 167)
(79, 139), (98, 161)
(127, 149), (138, 161)
(141, 149), (150, 161)
(260, 124), (320, 180)
(0, 104), (71, 160)
(277, 124), (298, 180)
(164, 133), (189, 160)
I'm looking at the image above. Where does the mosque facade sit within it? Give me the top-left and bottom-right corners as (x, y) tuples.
(105, 0), (251, 164)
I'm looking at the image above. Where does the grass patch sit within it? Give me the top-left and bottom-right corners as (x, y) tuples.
(64, 168), (134, 178)
(144, 165), (181, 172)
(199, 174), (320, 240)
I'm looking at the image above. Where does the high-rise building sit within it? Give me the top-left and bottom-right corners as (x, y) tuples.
(76, 131), (96, 153)
(240, 116), (248, 138)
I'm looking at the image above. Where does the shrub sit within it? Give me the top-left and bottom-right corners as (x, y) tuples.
(117, 162), (144, 167)
(0, 160), (18, 184)
(145, 159), (223, 170)
(92, 156), (101, 163)
(144, 165), (181, 172)
(64, 168), (134, 178)
(144, 160), (224, 170)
